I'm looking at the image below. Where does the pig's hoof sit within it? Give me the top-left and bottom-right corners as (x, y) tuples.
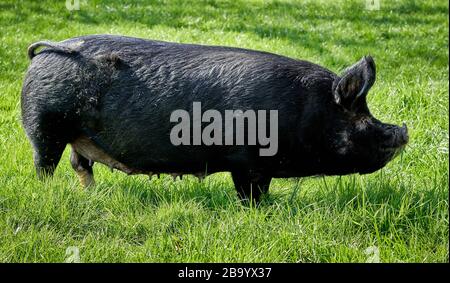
(77, 171), (95, 188)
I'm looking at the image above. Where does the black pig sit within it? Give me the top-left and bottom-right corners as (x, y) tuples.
(21, 35), (408, 203)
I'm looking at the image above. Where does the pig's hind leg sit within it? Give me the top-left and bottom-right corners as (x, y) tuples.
(31, 138), (66, 179)
(23, 116), (67, 179)
(231, 171), (271, 204)
(70, 148), (95, 187)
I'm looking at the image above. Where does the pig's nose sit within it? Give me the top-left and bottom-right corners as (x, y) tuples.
(399, 123), (409, 145)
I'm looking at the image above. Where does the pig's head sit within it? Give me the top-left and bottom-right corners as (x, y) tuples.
(317, 56), (408, 175)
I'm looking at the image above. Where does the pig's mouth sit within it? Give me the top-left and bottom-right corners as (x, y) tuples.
(358, 147), (401, 175)
(359, 125), (408, 175)
(380, 144), (406, 160)
(379, 144), (406, 153)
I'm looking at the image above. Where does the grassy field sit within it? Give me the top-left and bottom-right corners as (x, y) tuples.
(0, 0), (448, 262)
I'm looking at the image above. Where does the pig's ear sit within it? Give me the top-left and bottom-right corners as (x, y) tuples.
(332, 55), (376, 110)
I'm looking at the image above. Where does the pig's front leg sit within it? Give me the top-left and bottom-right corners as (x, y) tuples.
(231, 171), (271, 204)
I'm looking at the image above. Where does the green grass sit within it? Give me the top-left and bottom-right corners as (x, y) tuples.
(0, 0), (448, 262)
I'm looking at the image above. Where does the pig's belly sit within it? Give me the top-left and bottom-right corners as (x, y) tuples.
(70, 135), (245, 176)
(71, 136), (138, 174)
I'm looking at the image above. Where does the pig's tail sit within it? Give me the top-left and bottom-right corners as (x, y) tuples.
(27, 41), (77, 60)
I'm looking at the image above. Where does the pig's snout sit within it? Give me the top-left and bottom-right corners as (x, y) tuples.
(388, 123), (408, 159)
(396, 123), (409, 147)
(380, 122), (409, 150)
